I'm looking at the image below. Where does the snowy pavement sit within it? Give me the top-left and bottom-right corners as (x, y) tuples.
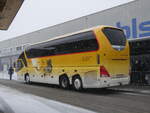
(0, 85), (97, 113)
(0, 72), (17, 80)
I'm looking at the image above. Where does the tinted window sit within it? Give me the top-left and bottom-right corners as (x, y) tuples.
(26, 48), (55, 58)
(102, 28), (126, 46)
(15, 60), (23, 72)
(26, 31), (98, 58)
(18, 52), (27, 67)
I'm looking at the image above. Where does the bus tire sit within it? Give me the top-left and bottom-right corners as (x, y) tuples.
(25, 74), (30, 84)
(72, 76), (83, 91)
(59, 75), (70, 89)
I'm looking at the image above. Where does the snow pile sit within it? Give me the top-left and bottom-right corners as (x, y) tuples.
(0, 85), (96, 113)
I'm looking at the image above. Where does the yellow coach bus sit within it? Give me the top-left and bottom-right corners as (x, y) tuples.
(15, 26), (130, 90)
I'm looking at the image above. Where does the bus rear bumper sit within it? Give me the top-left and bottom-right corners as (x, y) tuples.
(99, 76), (130, 88)
(83, 76), (130, 88)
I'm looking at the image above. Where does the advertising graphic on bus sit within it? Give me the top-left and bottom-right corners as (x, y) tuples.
(14, 26), (130, 90)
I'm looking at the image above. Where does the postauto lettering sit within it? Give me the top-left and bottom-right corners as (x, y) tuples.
(116, 18), (150, 39)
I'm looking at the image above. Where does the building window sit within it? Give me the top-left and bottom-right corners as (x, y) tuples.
(16, 46), (22, 51)
(10, 48), (13, 52)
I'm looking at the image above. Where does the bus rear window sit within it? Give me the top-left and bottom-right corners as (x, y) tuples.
(102, 28), (126, 46)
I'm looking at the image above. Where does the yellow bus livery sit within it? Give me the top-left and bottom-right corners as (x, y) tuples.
(15, 26), (130, 90)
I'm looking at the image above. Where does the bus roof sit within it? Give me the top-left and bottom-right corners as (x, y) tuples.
(26, 25), (116, 49)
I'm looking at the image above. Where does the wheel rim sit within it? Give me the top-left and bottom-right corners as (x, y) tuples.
(74, 79), (81, 90)
(61, 78), (68, 88)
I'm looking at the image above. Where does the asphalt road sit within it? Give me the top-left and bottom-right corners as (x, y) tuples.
(0, 79), (150, 113)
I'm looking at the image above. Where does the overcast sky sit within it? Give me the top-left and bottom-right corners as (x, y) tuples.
(0, 0), (134, 42)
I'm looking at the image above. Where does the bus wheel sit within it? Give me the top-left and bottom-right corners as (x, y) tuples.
(72, 76), (83, 91)
(59, 76), (70, 89)
(25, 74), (30, 84)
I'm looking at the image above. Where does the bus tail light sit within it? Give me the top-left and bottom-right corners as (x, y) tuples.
(100, 66), (110, 77)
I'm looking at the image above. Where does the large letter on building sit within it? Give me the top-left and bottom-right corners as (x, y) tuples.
(0, 0), (24, 30)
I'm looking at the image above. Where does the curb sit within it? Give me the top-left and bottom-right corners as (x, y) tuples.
(112, 88), (150, 95)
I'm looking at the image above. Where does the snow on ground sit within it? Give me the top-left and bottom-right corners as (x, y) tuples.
(0, 85), (97, 113)
(0, 72), (17, 80)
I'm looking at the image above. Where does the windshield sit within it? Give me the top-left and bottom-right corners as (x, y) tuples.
(15, 60), (24, 72)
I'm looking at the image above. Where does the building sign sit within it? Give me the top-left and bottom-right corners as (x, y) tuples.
(116, 18), (150, 39)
